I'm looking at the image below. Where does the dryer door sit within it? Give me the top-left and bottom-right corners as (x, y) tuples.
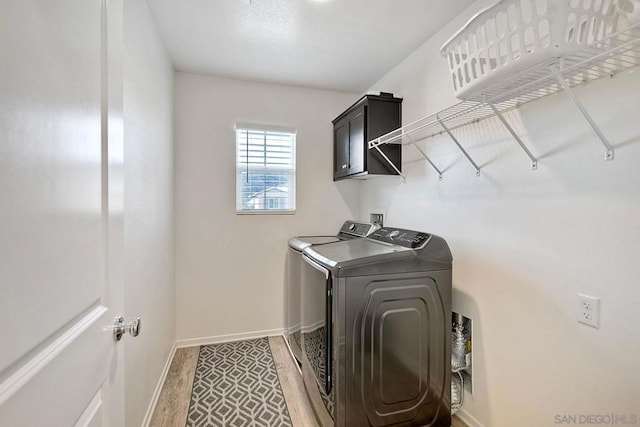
(301, 255), (333, 396)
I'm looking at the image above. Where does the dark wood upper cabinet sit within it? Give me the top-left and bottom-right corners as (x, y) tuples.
(332, 93), (402, 181)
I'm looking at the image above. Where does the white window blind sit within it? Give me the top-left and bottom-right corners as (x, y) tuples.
(236, 124), (296, 214)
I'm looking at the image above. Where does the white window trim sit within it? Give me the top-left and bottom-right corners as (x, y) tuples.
(236, 122), (296, 134)
(236, 210), (295, 216)
(235, 123), (297, 215)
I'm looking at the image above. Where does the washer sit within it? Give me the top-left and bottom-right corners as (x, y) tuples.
(300, 227), (452, 427)
(286, 221), (379, 369)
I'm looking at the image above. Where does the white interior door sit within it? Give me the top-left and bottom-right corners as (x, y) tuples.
(0, 0), (125, 425)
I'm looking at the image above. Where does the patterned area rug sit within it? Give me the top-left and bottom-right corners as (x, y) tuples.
(186, 338), (293, 427)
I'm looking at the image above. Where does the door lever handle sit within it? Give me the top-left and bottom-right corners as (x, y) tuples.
(112, 316), (141, 341)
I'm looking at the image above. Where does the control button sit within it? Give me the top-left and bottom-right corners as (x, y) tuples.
(411, 234), (428, 247)
(349, 224), (356, 231)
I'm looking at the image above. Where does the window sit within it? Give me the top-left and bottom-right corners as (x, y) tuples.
(236, 123), (296, 214)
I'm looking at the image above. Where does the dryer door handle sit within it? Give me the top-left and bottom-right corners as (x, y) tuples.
(302, 255), (330, 279)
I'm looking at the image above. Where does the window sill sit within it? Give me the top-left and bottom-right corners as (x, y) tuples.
(236, 210), (296, 215)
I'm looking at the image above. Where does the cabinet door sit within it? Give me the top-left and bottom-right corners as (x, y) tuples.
(348, 108), (365, 176)
(334, 119), (350, 179)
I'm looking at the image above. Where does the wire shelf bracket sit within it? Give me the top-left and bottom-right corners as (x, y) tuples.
(372, 143), (406, 181)
(437, 117), (481, 177)
(488, 103), (538, 170)
(406, 133), (443, 180)
(551, 65), (615, 161)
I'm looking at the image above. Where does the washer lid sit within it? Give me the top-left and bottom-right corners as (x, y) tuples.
(302, 227), (452, 276)
(303, 238), (410, 269)
(288, 235), (341, 252)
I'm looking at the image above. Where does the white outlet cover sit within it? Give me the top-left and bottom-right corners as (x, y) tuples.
(370, 208), (386, 220)
(577, 293), (600, 328)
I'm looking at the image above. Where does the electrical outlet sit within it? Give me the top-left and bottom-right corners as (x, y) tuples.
(577, 293), (600, 328)
(370, 213), (384, 227)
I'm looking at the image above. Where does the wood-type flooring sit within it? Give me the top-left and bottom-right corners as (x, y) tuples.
(149, 336), (468, 427)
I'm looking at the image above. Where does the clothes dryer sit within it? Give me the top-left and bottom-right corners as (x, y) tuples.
(301, 227), (452, 427)
(286, 221), (378, 368)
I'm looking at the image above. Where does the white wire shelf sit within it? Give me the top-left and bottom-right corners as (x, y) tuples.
(368, 23), (640, 179)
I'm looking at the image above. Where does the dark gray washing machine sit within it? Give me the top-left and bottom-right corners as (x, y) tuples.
(300, 227), (452, 427)
(286, 221), (379, 368)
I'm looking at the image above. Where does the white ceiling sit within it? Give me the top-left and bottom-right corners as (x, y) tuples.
(146, 0), (475, 93)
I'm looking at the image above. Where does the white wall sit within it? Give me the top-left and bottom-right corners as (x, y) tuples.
(362, 2), (640, 426)
(123, 1), (175, 426)
(174, 73), (359, 342)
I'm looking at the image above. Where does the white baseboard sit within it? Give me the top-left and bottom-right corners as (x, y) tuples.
(456, 408), (486, 427)
(176, 328), (286, 348)
(300, 319), (324, 334)
(141, 341), (177, 427)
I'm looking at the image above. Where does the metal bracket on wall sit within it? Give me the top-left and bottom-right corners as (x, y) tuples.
(551, 65), (614, 161)
(372, 144), (406, 181)
(406, 133), (443, 180)
(437, 116), (481, 177)
(488, 103), (538, 170)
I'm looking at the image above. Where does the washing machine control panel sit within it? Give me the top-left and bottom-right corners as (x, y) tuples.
(368, 227), (431, 249)
(339, 221), (378, 238)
